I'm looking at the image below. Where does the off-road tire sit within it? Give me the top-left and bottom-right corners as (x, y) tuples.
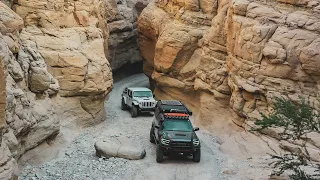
(149, 127), (155, 144)
(131, 105), (138, 118)
(121, 98), (126, 110)
(156, 144), (164, 163)
(193, 149), (201, 163)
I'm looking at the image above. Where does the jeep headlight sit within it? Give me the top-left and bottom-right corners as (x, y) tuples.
(193, 139), (200, 146)
(161, 138), (170, 145)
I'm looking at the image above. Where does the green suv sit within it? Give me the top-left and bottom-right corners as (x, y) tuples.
(149, 100), (201, 163)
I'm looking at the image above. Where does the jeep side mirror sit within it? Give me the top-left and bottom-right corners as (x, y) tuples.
(153, 94), (155, 98)
(193, 127), (199, 131)
(155, 125), (160, 129)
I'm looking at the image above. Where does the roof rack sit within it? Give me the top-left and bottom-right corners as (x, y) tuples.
(158, 100), (193, 115)
(160, 108), (188, 114)
(160, 100), (183, 106)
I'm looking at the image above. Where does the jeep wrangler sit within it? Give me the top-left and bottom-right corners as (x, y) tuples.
(121, 87), (156, 117)
(149, 100), (201, 163)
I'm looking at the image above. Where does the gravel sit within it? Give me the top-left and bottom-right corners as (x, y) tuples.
(19, 73), (263, 180)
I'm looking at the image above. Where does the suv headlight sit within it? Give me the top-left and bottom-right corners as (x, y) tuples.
(161, 138), (170, 145)
(193, 139), (200, 146)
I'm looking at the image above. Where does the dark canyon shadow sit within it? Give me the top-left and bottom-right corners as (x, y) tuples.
(112, 62), (144, 82)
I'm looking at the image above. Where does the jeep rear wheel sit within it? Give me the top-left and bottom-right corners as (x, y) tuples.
(121, 98), (126, 110)
(156, 144), (164, 163)
(131, 105), (138, 118)
(149, 127), (155, 144)
(193, 149), (201, 163)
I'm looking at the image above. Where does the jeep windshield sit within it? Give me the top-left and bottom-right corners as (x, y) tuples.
(133, 91), (153, 97)
(163, 120), (193, 132)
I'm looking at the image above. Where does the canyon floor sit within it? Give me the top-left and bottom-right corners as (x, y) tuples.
(19, 74), (274, 180)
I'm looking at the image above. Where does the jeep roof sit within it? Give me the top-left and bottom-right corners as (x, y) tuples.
(127, 87), (151, 92)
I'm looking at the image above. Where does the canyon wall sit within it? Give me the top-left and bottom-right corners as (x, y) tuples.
(0, 0), (113, 179)
(138, 0), (320, 128)
(105, 0), (150, 70)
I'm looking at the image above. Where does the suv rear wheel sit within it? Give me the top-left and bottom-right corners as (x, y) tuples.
(193, 149), (201, 163)
(131, 105), (138, 118)
(149, 127), (155, 144)
(156, 144), (164, 163)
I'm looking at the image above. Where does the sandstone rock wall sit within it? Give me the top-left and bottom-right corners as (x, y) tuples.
(138, 0), (320, 128)
(227, 0), (320, 121)
(0, 0), (113, 179)
(13, 0), (113, 125)
(105, 0), (150, 70)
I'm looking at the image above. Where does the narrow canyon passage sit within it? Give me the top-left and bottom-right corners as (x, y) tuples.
(19, 73), (236, 180)
(1, 0), (320, 179)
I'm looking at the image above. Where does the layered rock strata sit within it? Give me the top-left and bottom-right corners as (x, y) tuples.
(139, 0), (320, 127)
(0, 0), (113, 179)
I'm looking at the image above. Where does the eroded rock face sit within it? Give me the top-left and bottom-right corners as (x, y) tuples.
(105, 0), (150, 70)
(0, 0), (113, 179)
(13, 0), (113, 124)
(138, 0), (320, 138)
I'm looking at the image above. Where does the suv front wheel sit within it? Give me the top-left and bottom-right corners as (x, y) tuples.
(121, 98), (127, 110)
(193, 149), (201, 163)
(131, 105), (138, 118)
(156, 144), (164, 163)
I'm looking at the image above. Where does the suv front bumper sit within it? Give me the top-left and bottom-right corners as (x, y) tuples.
(138, 107), (155, 112)
(160, 144), (200, 154)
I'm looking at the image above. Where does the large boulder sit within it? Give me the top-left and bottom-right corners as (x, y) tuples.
(94, 137), (146, 160)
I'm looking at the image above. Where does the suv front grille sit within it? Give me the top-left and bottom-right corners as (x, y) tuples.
(171, 141), (192, 148)
(142, 102), (153, 108)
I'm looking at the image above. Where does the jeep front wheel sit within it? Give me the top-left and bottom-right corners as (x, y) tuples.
(149, 127), (155, 144)
(193, 149), (201, 163)
(121, 98), (126, 110)
(156, 144), (164, 163)
(131, 105), (138, 118)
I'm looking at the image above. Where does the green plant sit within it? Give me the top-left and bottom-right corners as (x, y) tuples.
(270, 154), (319, 180)
(253, 97), (320, 140)
(252, 97), (320, 179)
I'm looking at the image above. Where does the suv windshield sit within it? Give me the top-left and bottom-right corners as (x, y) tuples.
(133, 91), (153, 97)
(163, 120), (193, 132)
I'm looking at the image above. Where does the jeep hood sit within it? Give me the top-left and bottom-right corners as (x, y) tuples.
(163, 131), (196, 141)
(133, 97), (154, 102)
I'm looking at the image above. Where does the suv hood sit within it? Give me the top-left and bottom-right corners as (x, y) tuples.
(163, 131), (195, 142)
(133, 97), (155, 102)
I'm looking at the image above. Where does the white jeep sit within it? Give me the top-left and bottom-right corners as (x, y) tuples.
(121, 87), (156, 117)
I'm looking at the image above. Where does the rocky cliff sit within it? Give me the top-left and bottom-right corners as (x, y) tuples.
(105, 0), (150, 70)
(138, 0), (320, 128)
(0, 0), (113, 179)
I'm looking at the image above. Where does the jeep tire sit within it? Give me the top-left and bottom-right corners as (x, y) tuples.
(131, 105), (138, 118)
(121, 98), (126, 110)
(156, 144), (164, 163)
(149, 127), (155, 144)
(193, 149), (201, 163)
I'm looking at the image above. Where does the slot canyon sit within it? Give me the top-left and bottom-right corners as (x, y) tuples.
(0, 0), (320, 179)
